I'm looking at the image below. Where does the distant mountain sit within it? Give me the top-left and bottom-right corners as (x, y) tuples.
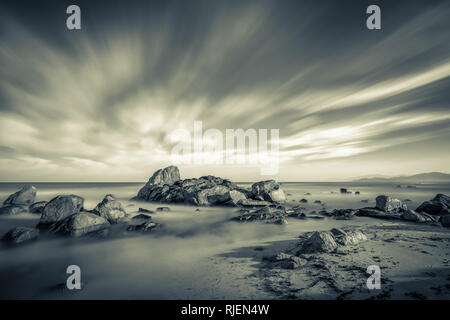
(354, 172), (450, 184)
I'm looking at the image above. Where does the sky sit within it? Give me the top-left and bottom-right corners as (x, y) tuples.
(0, 0), (449, 182)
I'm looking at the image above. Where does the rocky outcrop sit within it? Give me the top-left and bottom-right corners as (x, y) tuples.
(38, 195), (84, 227)
(0, 205), (27, 215)
(134, 166), (285, 207)
(3, 185), (36, 206)
(251, 180), (286, 202)
(48, 212), (110, 237)
(325, 209), (357, 220)
(401, 209), (438, 224)
(416, 194), (450, 216)
(93, 194), (128, 224)
(29, 201), (47, 214)
(2, 227), (39, 245)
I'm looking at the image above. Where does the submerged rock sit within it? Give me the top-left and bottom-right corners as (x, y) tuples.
(299, 198), (308, 203)
(138, 208), (154, 214)
(0, 205), (27, 215)
(127, 221), (161, 233)
(156, 207), (170, 212)
(48, 212), (110, 237)
(3, 185), (37, 206)
(29, 201), (47, 214)
(2, 226), (39, 245)
(93, 194), (128, 224)
(132, 214), (152, 220)
(38, 195), (84, 227)
(327, 209), (357, 220)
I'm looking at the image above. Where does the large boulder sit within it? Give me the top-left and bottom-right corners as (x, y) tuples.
(375, 195), (407, 212)
(38, 195), (84, 227)
(251, 180), (286, 202)
(93, 194), (128, 223)
(48, 212), (110, 237)
(137, 166), (181, 199)
(29, 201), (47, 214)
(297, 231), (338, 254)
(127, 221), (161, 233)
(3, 185), (37, 206)
(416, 194), (450, 215)
(0, 205), (27, 215)
(2, 226), (39, 245)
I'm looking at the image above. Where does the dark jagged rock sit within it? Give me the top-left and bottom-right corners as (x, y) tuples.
(440, 215), (450, 227)
(236, 199), (271, 208)
(156, 207), (170, 212)
(416, 194), (450, 215)
(3, 185), (36, 206)
(355, 191), (360, 195)
(356, 207), (403, 220)
(93, 194), (128, 224)
(138, 208), (154, 214)
(29, 201), (47, 214)
(232, 206), (287, 224)
(299, 198), (308, 203)
(251, 180), (286, 203)
(38, 195), (84, 227)
(340, 188), (348, 194)
(127, 221), (161, 233)
(2, 226), (39, 245)
(0, 205), (27, 215)
(314, 200), (321, 204)
(401, 209), (438, 224)
(132, 214), (152, 220)
(48, 212), (110, 237)
(326, 209), (357, 220)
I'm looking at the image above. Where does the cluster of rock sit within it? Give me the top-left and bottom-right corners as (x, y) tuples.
(1, 186), (161, 245)
(355, 194), (445, 226)
(133, 166), (286, 207)
(264, 228), (368, 269)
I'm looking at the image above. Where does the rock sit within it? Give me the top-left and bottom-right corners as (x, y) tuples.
(251, 180), (286, 203)
(48, 212), (110, 237)
(93, 194), (128, 224)
(440, 215), (450, 227)
(314, 200), (321, 204)
(3, 185), (36, 206)
(227, 190), (248, 206)
(156, 207), (170, 212)
(265, 253), (307, 269)
(401, 209), (436, 223)
(375, 195), (407, 212)
(145, 165), (180, 187)
(2, 227), (39, 245)
(0, 205), (27, 215)
(416, 194), (450, 215)
(304, 193), (311, 195)
(127, 221), (161, 232)
(233, 206), (287, 224)
(407, 185), (416, 189)
(327, 209), (356, 220)
(197, 185), (231, 205)
(132, 214), (152, 220)
(299, 198), (308, 203)
(297, 231), (338, 254)
(236, 199), (272, 208)
(355, 191), (360, 195)
(330, 228), (367, 245)
(38, 195), (84, 227)
(356, 207), (402, 220)
(29, 201), (47, 214)
(138, 208), (154, 214)
(340, 188), (348, 194)
(361, 199), (369, 203)
(403, 199), (412, 202)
